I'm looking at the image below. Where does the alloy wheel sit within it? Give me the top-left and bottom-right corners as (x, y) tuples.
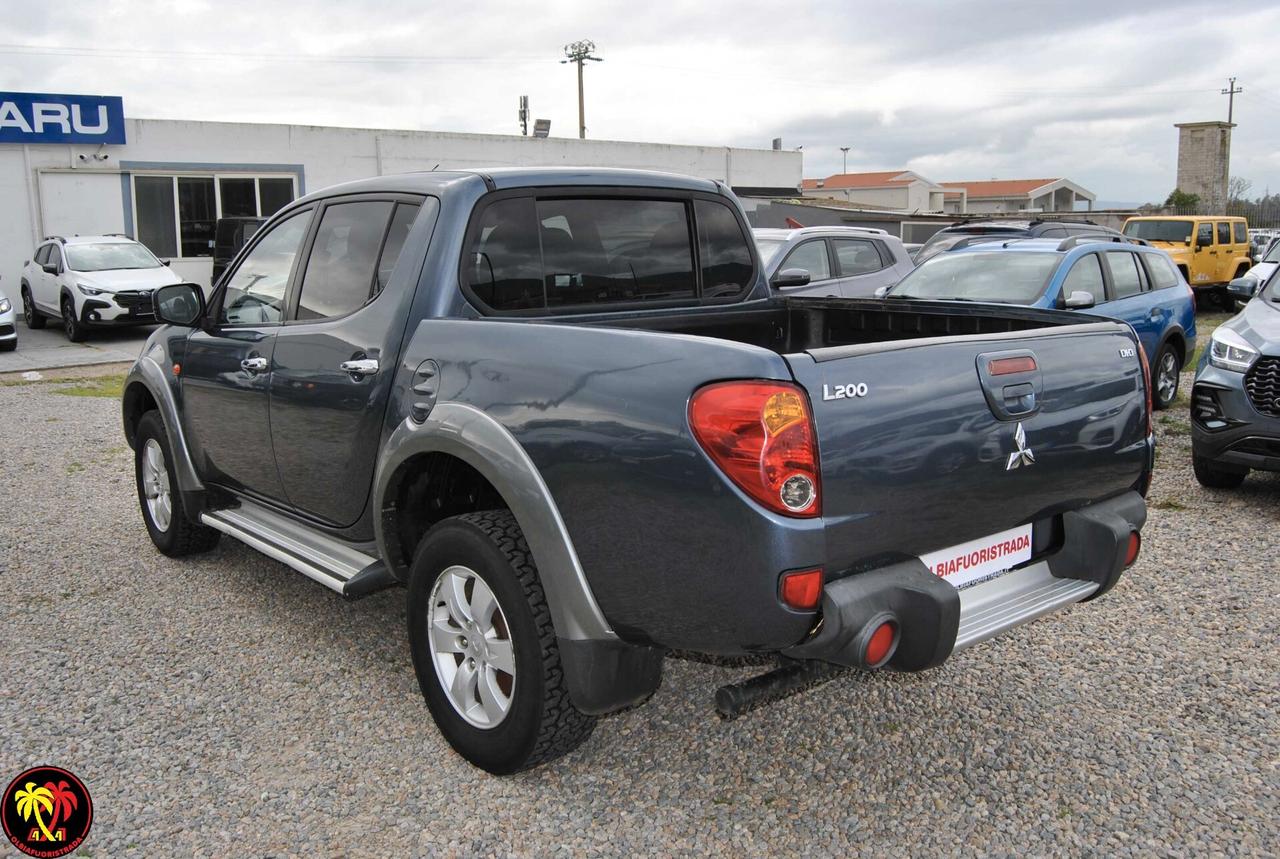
(1157, 351), (1179, 404)
(141, 438), (173, 532)
(427, 565), (516, 729)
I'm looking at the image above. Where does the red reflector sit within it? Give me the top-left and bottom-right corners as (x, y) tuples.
(989, 356), (1037, 376)
(780, 569), (823, 611)
(172, 363), (182, 376)
(864, 621), (898, 667)
(1125, 531), (1141, 567)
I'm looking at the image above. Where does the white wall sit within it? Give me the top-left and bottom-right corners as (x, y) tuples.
(1, 118), (801, 293)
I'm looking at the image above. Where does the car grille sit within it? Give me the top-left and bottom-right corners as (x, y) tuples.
(1244, 357), (1280, 418)
(114, 290), (156, 316)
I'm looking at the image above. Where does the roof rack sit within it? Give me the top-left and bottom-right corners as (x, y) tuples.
(1056, 234), (1147, 252)
(41, 235), (66, 243)
(946, 235), (1008, 251)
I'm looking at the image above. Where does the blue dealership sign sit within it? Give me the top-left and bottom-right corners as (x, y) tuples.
(0, 92), (126, 145)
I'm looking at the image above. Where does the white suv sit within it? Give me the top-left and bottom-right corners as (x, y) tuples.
(20, 235), (182, 342)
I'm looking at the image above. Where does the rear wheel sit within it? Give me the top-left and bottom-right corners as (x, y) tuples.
(407, 510), (595, 774)
(1152, 343), (1181, 410)
(21, 285), (45, 329)
(1193, 454), (1247, 489)
(134, 411), (221, 556)
(62, 298), (87, 343)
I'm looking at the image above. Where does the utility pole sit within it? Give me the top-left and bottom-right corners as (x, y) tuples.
(1222, 76), (1243, 124)
(840, 146), (850, 174)
(561, 40), (603, 139)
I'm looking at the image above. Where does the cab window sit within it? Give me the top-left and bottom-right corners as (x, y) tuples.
(1217, 222), (1230, 244)
(694, 199), (753, 298)
(1062, 253), (1106, 306)
(1105, 251), (1143, 299)
(832, 238), (886, 276)
(220, 209), (312, 325)
(1233, 222), (1247, 244)
(780, 240), (832, 281)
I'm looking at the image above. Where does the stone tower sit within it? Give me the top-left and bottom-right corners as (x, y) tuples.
(1174, 121), (1234, 212)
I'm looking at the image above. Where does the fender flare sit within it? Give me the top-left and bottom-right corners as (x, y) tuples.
(123, 350), (205, 498)
(374, 401), (616, 644)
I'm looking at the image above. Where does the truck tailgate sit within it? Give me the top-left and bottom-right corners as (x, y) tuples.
(784, 321), (1150, 577)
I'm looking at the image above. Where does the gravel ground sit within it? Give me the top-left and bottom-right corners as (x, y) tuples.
(1, 365), (1277, 857)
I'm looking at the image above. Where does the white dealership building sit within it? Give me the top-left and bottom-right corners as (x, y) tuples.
(0, 91), (801, 291)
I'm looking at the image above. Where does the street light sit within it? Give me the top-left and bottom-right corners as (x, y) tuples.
(840, 146), (850, 174)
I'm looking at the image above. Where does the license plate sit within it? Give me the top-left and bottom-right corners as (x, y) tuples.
(919, 523), (1033, 589)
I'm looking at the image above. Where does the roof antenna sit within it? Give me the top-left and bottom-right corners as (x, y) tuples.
(431, 163), (439, 171)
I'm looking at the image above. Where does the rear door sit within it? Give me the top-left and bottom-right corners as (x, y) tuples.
(783, 317), (1148, 571)
(1215, 221), (1234, 282)
(1099, 249), (1161, 359)
(268, 195), (428, 526)
(831, 237), (895, 298)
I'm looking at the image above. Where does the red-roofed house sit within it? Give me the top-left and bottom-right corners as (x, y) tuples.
(800, 170), (947, 212)
(940, 178), (1096, 214)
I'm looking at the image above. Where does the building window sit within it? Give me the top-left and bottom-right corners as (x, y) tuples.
(132, 173), (297, 259)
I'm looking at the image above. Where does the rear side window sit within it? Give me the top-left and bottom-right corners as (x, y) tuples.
(1217, 222), (1230, 244)
(780, 240), (831, 281)
(1062, 254), (1106, 306)
(1106, 251), (1144, 299)
(694, 199), (752, 298)
(1233, 222), (1247, 243)
(832, 238), (886, 276)
(1144, 253), (1181, 290)
(464, 194), (750, 313)
(375, 203), (421, 294)
(296, 201), (395, 320)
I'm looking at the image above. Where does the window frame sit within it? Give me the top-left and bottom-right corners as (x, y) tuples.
(780, 238), (836, 284)
(457, 187), (760, 317)
(283, 193), (426, 325)
(830, 236), (890, 278)
(130, 172), (299, 261)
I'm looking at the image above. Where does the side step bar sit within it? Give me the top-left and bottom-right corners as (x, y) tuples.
(953, 561), (1097, 651)
(201, 502), (398, 600)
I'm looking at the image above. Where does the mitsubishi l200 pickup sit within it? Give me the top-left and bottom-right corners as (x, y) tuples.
(123, 168), (1153, 774)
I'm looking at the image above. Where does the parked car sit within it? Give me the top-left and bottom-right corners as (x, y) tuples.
(20, 235), (182, 342)
(0, 282), (15, 352)
(752, 226), (915, 297)
(210, 216), (265, 286)
(1122, 216), (1251, 303)
(1190, 264), (1280, 487)
(883, 235), (1196, 409)
(1229, 236), (1280, 306)
(914, 219), (1123, 265)
(123, 168), (1152, 774)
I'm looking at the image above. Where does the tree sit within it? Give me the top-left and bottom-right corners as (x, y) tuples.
(1228, 176), (1253, 202)
(1164, 189), (1200, 209)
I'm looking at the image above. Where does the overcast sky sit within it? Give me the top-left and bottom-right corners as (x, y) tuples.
(4, 0), (1280, 204)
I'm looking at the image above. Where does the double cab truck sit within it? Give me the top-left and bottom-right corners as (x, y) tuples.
(123, 168), (1153, 774)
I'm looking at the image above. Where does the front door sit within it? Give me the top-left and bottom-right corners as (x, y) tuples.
(180, 207), (313, 501)
(36, 244), (63, 310)
(269, 196), (425, 527)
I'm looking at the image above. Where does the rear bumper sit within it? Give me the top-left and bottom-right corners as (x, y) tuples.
(783, 491), (1146, 670)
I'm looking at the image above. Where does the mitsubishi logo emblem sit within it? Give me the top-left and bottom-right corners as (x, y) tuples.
(1006, 422), (1035, 471)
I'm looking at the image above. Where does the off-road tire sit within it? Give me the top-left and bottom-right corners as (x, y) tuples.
(407, 510), (595, 774)
(21, 285), (46, 329)
(134, 411), (221, 556)
(1193, 454), (1247, 489)
(62, 298), (87, 343)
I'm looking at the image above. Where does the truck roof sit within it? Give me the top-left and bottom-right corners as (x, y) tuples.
(298, 167), (724, 203)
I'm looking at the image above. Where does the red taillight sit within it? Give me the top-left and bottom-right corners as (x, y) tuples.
(1125, 531), (1141, 567)
(1136, 343), (1153, 436)
(689, 381), (821, 517)
(864, 621), (898, 667)
(779, 568), (823, 611)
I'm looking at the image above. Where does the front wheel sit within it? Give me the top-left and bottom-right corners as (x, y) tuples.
(62, 298), (87, 343)
(407, 511), (595, 774)
(1152, 343), (1181, 410)
(134, 411), (221, 556)
(1193, 454), (1247, 489)
(21, 286), (46, 329)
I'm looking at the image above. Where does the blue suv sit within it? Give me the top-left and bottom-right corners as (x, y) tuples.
(884, 236), (1197, 409)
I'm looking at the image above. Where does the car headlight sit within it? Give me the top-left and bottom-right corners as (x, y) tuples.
(76, 282), (105, 296)
(0, 297), (10, 314)
(1209, 328), (1260, 373)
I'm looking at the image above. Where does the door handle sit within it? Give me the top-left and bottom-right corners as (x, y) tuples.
(1148, 309), (1162, 320)
(340, 358), (379, 379)
(240, 356), (268, 373)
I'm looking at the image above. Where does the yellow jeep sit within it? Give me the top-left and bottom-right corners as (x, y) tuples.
(1121, 216), (1251, 293)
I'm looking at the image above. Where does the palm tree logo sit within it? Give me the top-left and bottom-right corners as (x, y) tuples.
(46, 781), (79, 833)
(13, 782), (56, 843)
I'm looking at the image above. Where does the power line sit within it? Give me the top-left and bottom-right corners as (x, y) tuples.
(0, 43), (545, 65)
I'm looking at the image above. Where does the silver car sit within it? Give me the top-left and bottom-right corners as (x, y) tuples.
(753, 226), (916, 298)
(0, 281), (15, 352)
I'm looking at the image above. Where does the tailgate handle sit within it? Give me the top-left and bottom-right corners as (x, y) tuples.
(977, 349), (1043, 421)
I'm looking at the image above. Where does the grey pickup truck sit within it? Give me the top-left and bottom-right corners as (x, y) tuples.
(123, 168), (1153, 774)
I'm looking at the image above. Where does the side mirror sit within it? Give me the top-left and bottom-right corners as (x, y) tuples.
(161, 259), (171, 266)
(1228, 277), (1257, 298)
(873, 286), (891, 299)
(42, 263), (58, 275)
(1063, 290), (1096, 310)
(771, 268), (811, 289)
(152, 283), (205, 326)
